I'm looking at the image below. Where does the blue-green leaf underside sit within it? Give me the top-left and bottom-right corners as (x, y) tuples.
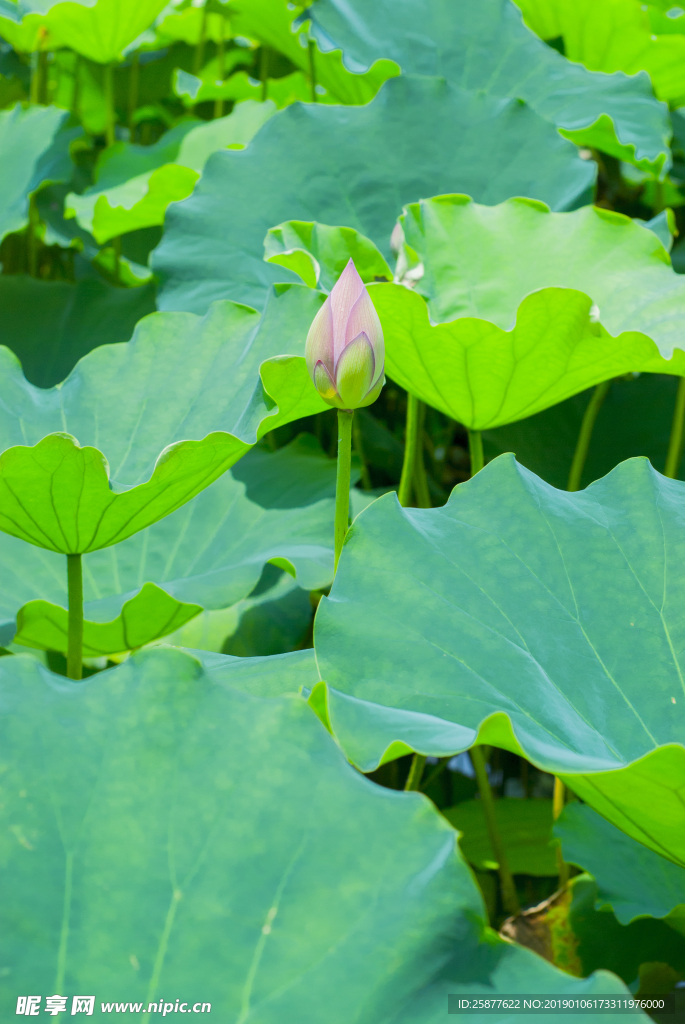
(314, 454), (685, 866)
(0, 648), (630, 1020)
(153, 75), (594, 315)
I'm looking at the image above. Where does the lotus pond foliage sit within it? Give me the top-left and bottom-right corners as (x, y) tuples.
(4, 0), (685, 1018)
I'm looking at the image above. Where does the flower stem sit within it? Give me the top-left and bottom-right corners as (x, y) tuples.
(470, 745), (520, 917)
(334, 409), (354, 570)
(398, 392), (421, 506)
(468, 429), (484, 476)
(567, 380), (611, 491)
(352, 414), (372, 490)
(404, 753), (426, 791)
(553, 777), (569, 888)
(66, 553), (83, 681)
(665, 377), (685, 479)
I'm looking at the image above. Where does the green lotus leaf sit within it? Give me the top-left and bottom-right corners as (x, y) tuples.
(0, 284), (327, 554)
(371, 284), (684, 430)
(515, 0), (685, 107)
(397, 196), (685, 357)
(0, 647), (631, 1018)
(185, 68), (313, 109)
(483, 374), (684, 490)
(153, 76), (595, 314)
(444, 798), (557, 876)
(0, 435), (346, 652)
(187, 644), (320, 697)
(556, 802), (685, 932)
(314, 454), (685, 866)
(0, 275), (156, 388)
(265, 221), (393, 291)
(0, 103), (77, 243)
(305, 0), (671, 175)
(227, 0), (400, 105)
(15, 582), (202, 657)
(43, 0), (169, 63)
(568, 875), (685, 985)
(66, 101), (275, 244)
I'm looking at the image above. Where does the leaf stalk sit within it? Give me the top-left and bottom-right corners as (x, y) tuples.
(665, 376), (685, 479)
(470, 745), (520, 917)
(66, 553), (83, 680)
(567, 380), (611, 491)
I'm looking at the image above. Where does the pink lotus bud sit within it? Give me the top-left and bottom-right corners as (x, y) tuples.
(305, 258), (385, 410)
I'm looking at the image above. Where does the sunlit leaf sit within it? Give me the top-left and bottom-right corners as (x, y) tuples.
(66, 101), (275, 244)
(516, 0), (685, 107)
(0, 435), (344, 653)
(0, 285), (327, 554)
(373, 284), (684, 430)
(264, 221), (392, 291)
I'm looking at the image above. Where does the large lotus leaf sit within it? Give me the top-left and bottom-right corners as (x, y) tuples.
(153, 75), (595, 315)
(304, 0), (670, 175)
(314, 454), (685, 867)
(0, 435), (342, 653)
(397, 196), (685, 358)
(371, 284), (685, 430)
(228, 0), (399, 105)
(0, 284), (327, 554)
(0, 103), (76, 243)
(0, 648), (633, 1020)
(444, 798), (557, 876)
(483, 375), (684, 491)
(66, 101), (275, 245)
(555, 802), (685, 932)
(0, 275), (156, 388)
(515, 0), (685, 107)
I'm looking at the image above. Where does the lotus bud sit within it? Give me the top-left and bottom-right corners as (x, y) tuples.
(305, 258), (385, 410)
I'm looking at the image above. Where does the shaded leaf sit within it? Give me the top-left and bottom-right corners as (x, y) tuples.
(314, 454), (685, 866)
(0, 647), (630, 1019)
(0, 275), (156, 388)
(556, 802), (685, 931)
(305, 0), (671, 174)
(153, 75), (595, 314)
(0, 103), (74, 243)
(444, 798), (557, 876)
